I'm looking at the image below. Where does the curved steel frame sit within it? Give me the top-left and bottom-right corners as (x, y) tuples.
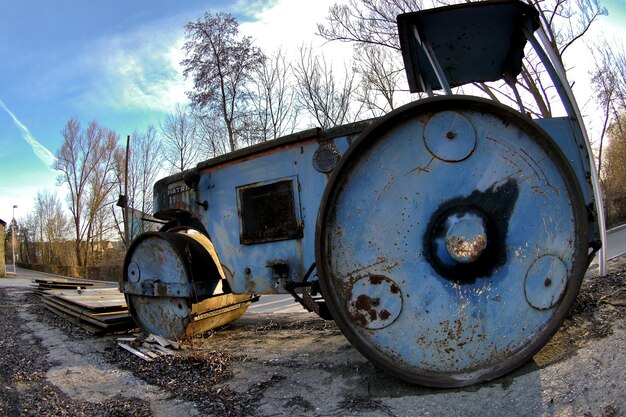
(523, 25), (607, 276)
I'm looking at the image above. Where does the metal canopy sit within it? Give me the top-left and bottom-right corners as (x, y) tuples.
(397, 0), (540, 93)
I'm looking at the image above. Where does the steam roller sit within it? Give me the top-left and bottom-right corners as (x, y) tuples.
(120, 0), (605, 387)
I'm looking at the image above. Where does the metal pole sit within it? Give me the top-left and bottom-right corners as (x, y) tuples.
(12, 204), (17, 275)
(124, 134), (130, 247)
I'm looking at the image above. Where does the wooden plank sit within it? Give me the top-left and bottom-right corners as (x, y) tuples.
(35, 284), (88, 290)
(43, 297), (128, 328)
(53, 293), (127, 311)
(116, 337), (138, 342)
(32, 277), (116, 287)
(46, 288), (123, 296)
(152, 344), (176, 356)
(43, 298), (134, 331)
(44, 304), (104, 335)
(44, 296), (131, 325)
(139, 345), (161, 359)
(118, 342), (153, 361)
(43, 293), (127, 316)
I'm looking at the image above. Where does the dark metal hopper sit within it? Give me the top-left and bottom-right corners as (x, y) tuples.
(397, 0), (540, 93)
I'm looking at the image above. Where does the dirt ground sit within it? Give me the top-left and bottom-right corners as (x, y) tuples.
(0, 257), (624, 417)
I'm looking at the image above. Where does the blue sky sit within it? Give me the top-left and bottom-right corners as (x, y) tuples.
(0, 0), (625, 225)
(0, 0), (332, 223)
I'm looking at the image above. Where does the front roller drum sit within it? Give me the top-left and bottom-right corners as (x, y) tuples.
(316, 97), (588, 387)
(122, 232), (253, 340)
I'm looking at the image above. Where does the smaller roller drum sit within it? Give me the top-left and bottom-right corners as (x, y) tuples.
(316, 97), (588, 387)
(122, 231), (252, 340)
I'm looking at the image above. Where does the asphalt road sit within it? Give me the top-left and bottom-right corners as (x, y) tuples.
(606, 224), (626, 259)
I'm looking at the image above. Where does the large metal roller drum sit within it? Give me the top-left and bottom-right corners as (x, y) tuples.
(123, 231), (252, 340)
(316, 96), (589, 387)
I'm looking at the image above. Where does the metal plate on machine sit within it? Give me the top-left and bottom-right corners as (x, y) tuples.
(313, 142), (341, 173)
(424, 111), (477, 161)
(237, 177), (303, 244)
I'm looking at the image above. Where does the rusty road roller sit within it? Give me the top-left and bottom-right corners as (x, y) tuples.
(121, 0), (606, 387)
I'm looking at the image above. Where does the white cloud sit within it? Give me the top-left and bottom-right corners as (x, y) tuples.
(77, 16), (194, 115)
(0, 98), (57, 171)
(66, 0), (354, 117)
(240, 0), (350, 53)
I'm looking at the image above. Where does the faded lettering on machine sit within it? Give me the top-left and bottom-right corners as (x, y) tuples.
(167, 183), (189, 196)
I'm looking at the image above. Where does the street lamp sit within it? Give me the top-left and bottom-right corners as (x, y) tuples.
(12, 204), (17, 275)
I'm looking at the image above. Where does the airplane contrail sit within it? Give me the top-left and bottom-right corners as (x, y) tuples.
(0, 98), (57, 171)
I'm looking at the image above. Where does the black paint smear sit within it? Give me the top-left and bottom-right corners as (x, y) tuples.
(424, 178), (519, 283)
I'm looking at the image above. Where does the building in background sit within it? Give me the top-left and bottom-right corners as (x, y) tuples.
(0, 219), (6, 277)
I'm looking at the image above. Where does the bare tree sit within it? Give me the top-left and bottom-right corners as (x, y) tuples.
(54, 118), (120, 267)
(114, 126), (163, 246)
(161, 105), (199, 173)
(182, 12), (266, 152)
(33, 189), (70, 264)
(18, 215), (35, 264)
(354, 45), (406, 118)
(317, 0), (420, 51)
(251, 48), (299, 141)
(193, 110), (230, 158)
(130, 126), (162, 219)
(294, 45), (360, 129)
(602, 113), (626, 227)
(317, 0), (607, 118)
(591, 41), (626, 173)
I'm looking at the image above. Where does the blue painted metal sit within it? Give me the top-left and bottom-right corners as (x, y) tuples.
(150, 123), (370, 294)
(316, 97), (588, 386)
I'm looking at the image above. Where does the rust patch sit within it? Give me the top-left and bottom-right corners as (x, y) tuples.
(154, 281), (168, 297)
(369, 275), (385, 285)
(352, 294), (380, 324)
(379, 309), (391, 321)
(355, 294), (375, 310)
(446, 234), (487, 262)
(390, 284), (400, 294)
(352, 311), (368, 327)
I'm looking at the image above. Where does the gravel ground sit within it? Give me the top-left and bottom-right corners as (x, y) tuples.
(0, 290), (152, 417)
(0, 258), (624, 417)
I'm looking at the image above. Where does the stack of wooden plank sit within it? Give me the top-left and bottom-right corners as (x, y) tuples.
(31, 276), (113, 295)
(31, 277), (136, 335)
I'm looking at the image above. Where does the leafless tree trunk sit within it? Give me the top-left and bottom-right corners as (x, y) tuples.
(602, 113), (626, 227)
(161, 105), (199, 173)
(354, 45), (406, 118)
(193, 111), (230, 158)
(54, 118), (120, 267)
(33, 189), (70, 264)
(251, 48), (299, 141)
(590, 41), (626, 172)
